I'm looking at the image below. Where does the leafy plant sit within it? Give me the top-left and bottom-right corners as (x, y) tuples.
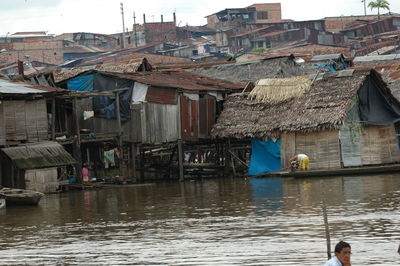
(368, 0), (390, 20)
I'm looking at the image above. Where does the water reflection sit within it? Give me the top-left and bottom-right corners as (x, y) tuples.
(0, 174), (399, 265)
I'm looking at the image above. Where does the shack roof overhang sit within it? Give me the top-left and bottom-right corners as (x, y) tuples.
(1, 141), (77, 170)
(0, 78), (64, 99)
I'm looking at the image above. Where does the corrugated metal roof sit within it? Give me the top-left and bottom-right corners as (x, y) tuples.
(2, 141), (76, 169)
(0, 79), (52, 94)
(353, 54), (400, 62)
(311, 53), (344, 62)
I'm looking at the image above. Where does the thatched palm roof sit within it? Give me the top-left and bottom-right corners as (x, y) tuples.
(212, 69), (389, 138)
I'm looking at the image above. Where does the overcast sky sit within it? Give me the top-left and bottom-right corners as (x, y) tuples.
(0, 0), (399, 35)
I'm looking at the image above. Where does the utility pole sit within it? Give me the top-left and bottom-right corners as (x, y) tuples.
(120, 2), (126, 48)
(362, 0), (367, 16)
(133, 11), (138, 47)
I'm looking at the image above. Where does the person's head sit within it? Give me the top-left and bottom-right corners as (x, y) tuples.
(334, 241), (351, 264)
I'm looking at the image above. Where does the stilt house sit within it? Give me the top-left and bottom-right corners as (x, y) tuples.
(0, 78), (75, 192)
(212, 69), (400, 171)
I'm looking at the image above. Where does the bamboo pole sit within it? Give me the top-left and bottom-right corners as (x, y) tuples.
(227, 148), (249, 168)
(320, 180), (332, 260)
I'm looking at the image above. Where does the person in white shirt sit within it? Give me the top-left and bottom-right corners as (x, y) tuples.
(289, 153), (309, 171)
(325, 241), (351, 266)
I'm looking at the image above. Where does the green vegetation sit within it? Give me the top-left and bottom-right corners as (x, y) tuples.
(368, 0), (390, 20)
(251, 47), (267, 53)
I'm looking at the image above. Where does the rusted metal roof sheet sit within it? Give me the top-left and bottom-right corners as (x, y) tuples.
(99, 71), (245, 92)
(53, 58), (151, 83)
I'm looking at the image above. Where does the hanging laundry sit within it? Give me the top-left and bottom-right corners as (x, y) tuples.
(104, 149), (116, 168)
(83, 111), (94, 120)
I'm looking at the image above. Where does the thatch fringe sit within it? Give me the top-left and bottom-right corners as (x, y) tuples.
(211, 69), (379, 139)
(249, 76), (311, 103)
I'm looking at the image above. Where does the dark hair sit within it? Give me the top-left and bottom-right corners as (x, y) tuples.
(335, 241), (351, 253)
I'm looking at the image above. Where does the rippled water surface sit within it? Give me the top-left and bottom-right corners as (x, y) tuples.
(0, 174), (399, 265)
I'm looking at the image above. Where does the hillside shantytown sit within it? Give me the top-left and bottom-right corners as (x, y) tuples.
(1, 1), (400, 194)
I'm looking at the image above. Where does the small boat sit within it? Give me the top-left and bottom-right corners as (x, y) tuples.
(0, 187), (44, 206)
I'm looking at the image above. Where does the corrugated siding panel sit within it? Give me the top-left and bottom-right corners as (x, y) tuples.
(129, 105), (142, 143)
(146, 86), (177, 104)
(295, 131), (340, 170)
(199, 99), (207, 138)
(207, 98), (216, 137)
(339, 124), (362, 167)
(360, 125), (400, 165)
(140, 102), (179, 144)
(180, 94), (199, 141)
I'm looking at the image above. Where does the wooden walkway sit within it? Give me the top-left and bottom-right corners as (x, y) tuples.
(249, 164), (400, 178)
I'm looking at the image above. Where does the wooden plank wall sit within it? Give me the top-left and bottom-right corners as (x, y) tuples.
(77, 98), (124, 136)
(180, 95), (199, 141)
(280, 133), (296, 169)
(25, 99), (48, 142)
(4, 100), (48, 143)
(4, 101), (26, 141)
(282, 130), (341, 170)
(199, 97), (216, 138)
(360, 125), (400, 165)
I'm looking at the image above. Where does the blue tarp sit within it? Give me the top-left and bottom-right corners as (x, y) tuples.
(67, 74), (95, 91)
(248, 138), (281, 176)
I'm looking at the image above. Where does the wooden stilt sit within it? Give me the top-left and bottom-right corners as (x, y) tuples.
(178, 139), (184, 182)
(131, 143), (137, 182)
(228, 139), (236, 177)
(73, 97), (82, 183)
(51, 98), (56, 140)
(115, 91), (124, 178)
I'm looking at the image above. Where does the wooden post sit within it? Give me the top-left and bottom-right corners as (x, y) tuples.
(73, 97), (82, 183)
(177, 139), (184, 181)
(51, 98), (56, 140)
(130, 143), (137, 182)
(115, 91), (123, 148)
(115, 92), (124, 177)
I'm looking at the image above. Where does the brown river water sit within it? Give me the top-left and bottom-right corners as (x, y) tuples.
(0, 174), (399, 265)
